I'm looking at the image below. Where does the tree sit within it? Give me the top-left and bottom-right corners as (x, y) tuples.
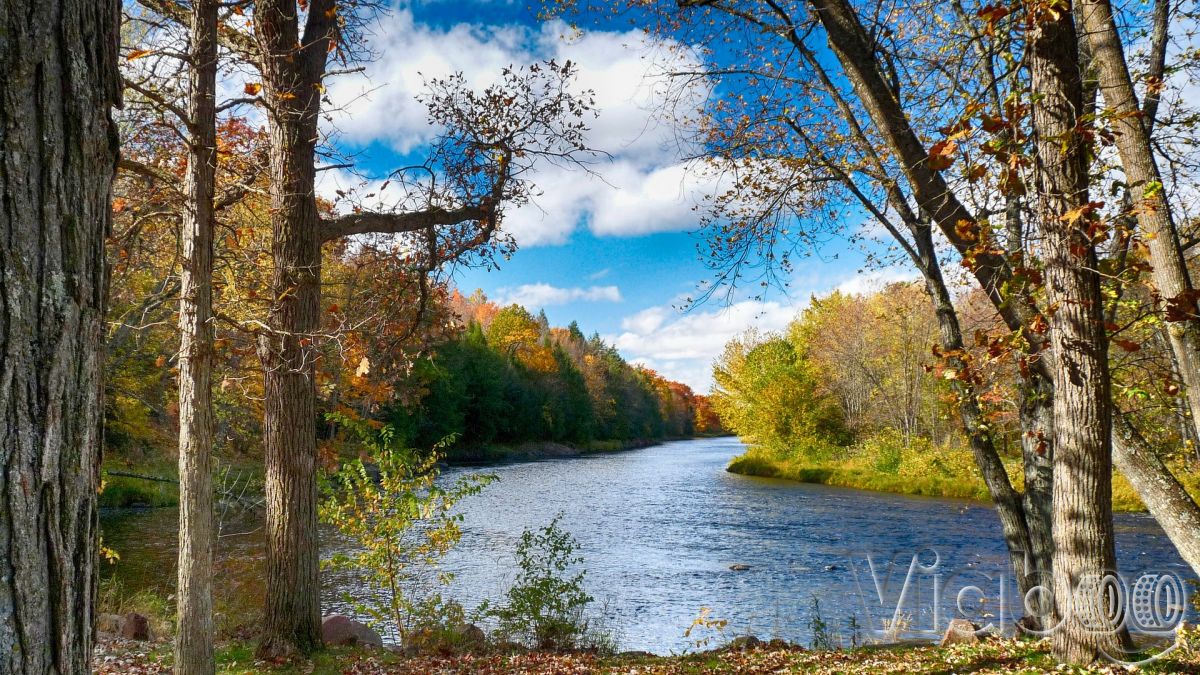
(248, 3), (595, 655)
(0, 1), (120, 672)
(175, 1), (219, 672)
(1026, 1), (1124, 662)
(1076, 0), (1200, 579)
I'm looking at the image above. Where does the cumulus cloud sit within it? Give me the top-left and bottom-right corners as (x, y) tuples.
(496, 283), (623, 308)
(320, 10), (712, 246)
(609, 300), (800, 391)
(834, 268), (921, 296)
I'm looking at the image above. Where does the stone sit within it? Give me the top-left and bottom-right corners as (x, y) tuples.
(728, 635), (762, 650)
(458, 623), (487, 648)
(729, 564), (751, 571)
(96, 613), (123, 635)
(939, 618), (980, 647)
(119, 612), (152, 641)
(321, 614), (383, 648)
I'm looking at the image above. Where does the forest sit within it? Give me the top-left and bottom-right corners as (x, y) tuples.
(6, 0), (1200, 673)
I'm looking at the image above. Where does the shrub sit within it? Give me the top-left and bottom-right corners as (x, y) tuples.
(479, 515), (606, 651)
(320, 414), (494, 644)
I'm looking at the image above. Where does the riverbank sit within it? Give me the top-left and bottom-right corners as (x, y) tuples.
(98, 436), (725, 509)
(94, 632), (1200, 674)
(444, 437), (664, 463)
(725, 439), (1198, 513)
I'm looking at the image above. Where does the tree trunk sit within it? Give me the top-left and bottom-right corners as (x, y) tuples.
(1018, 374), (1055, 600)
(1027, 2), (1125, 663)
(1078, 0), (1200, 441)
(912, 224), (1048, 622)
(253, 0), (337, 658)
(0, 1), (120, 672)
(1112, 414), (1200, 575)
(175, 0), (219, 672)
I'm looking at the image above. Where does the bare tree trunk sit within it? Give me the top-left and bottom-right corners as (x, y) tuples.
(1079, 0), (1200, 438)
(253, 0), (337, 658)
(913, 226), (1046, 617)
(1018, 375), (1055, 598)
(1112, 414), (1200, 575)
(1027, 2), (1124, 662)
(0, 0), (120, 672)
(175, 0), (218, 672)
(1074, 0), (1200, 579)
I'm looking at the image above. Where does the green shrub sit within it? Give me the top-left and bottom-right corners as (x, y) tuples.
(479, 515), (608, 652)
(320, 414), (494, 644)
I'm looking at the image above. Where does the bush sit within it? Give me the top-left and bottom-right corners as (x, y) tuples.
(320, 414), (494, 644)
(480, 515), (608, 652)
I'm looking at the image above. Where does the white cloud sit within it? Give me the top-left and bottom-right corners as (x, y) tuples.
(609, 300), (799, 392)
(496, 283), (623, 308)
(321, 11), (712, 247)
(587, 268), (611, 280)
(834, 268), (921, 296)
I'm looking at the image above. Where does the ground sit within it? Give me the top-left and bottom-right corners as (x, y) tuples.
(94, 632), (1200, 674)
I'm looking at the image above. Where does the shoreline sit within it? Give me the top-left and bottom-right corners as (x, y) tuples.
(724, 444), (1160, 513)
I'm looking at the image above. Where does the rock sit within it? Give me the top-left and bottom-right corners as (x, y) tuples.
(823, 564), (842, 572)
(96, 613), (123, 635)
(940, 618), (980, 647)
(729, 564), (751, 571)
(458, 623), (487, 648)
(728, 635), (763, 650)
(321, 614), (383, 648)
(1015, 615), (1043, 635)
(119, 613), (152, 641)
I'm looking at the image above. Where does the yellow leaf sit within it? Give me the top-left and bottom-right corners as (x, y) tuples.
(243, 82), (262, 96)
(355, 356), (370, 378)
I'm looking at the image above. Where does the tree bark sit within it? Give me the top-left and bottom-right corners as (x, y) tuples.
(1112, 414), (1200, 575)
(0, 0), (120, 672)
(175, 0), (219, 672)
(1078, 0), (1200, 442)
(912, 224), (1047, 616)
(253, 0), (337, 658)
(1027, 1), (1125, 663)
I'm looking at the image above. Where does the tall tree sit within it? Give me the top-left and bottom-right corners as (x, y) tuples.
(0, 0), (120, 672)
(1026, 0), (1123, 662)
(176, 0), (219, 672)
(1076, 0), (1200, 577)
(251, 2), (594, 656)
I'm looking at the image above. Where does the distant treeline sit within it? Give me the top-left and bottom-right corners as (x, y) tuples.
(104, 273), (719, 469)
(389, 292), (721, 455)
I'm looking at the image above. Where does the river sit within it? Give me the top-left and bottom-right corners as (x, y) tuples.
(100, 436), (1194, 653)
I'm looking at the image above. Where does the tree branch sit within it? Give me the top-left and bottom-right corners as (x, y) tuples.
(320, 203), (493, 242)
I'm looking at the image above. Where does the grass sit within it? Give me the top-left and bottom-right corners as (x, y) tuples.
(99, 459), (180, 508)
(95, 632), (1200, 674)
(726, 432), (1199, 513)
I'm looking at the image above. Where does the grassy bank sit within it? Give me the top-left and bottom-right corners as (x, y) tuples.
(95, 633), (1200, 674)
(446, 438), (662, 463)
(725, 433), (1198, 513)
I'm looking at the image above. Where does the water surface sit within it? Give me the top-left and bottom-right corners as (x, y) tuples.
(101, 436), (1193, 653)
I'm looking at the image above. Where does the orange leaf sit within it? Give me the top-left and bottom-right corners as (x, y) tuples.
(928, 140), (957, 171)
(126, 49), (153, 61)
(243, 82), (262, 96)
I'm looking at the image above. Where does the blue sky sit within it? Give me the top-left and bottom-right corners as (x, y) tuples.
(314, 0), (912, 390)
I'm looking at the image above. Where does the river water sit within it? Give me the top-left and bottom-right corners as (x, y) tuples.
(100, 436), (1194, 653)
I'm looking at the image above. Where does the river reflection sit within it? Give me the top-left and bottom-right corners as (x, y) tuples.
(101, 436), (1193, 653)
